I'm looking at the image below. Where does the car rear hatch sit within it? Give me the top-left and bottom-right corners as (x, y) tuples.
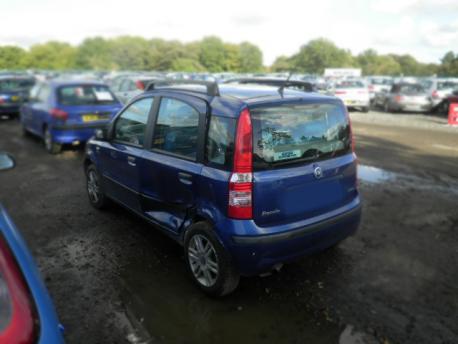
(249, 100), (357, 227)
(55, 85), (122, 125)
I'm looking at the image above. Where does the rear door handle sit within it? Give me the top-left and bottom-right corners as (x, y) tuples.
(178, 172), (192, 185)
(127, 156), (136, 167)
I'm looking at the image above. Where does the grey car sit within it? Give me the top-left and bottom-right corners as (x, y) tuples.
(111, 76), (162, 104)
(374, 83), (432, 113)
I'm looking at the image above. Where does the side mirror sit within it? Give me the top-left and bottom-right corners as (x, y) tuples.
(0, 153), (15, 171)
(95, 128), (108, 141)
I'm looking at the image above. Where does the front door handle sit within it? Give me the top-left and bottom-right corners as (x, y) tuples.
(127, 156), (136, 167)
(178, 172), (192, 185)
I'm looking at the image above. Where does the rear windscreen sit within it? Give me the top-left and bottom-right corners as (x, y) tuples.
(0, 79), (35, 92)
(251, 103), (351, 169)
(58, 85), (117, 105)
(336, 81), (365, 89)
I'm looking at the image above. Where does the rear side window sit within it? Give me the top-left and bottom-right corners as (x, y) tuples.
(251, 103), (351, 170)
(58, 85), (117, 105)
(152, 98), (199, 159)
(206, 116), (236, 169)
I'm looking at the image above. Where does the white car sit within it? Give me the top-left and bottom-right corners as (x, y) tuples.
(333, 80), (370, 112)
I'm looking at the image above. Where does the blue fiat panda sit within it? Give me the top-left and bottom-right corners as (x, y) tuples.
(83, 81), (361, 296)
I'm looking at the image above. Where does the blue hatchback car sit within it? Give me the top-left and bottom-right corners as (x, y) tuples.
(0, 153), (64, 343)
(20, 80), (122, 154)
(0, 75), (35, 118)
(84, 81), (361, 296)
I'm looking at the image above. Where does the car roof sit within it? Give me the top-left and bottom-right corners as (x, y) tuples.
(143, 83), (339, 118)
(47, 79), (108, 87)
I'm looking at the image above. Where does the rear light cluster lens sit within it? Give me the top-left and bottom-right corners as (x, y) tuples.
(394, 95), (404, 102)
(50, 108), (68, 121)
(228, 108), (253, 219)
(136, 81), (145, 90)
(432, 90), (439, 98)
(335, 90), (346, 95)
(0, 236), (36, 344)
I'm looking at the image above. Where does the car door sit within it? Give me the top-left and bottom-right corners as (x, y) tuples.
(29, 84), (52, 136)
(20, 83), (41, 131)
(99, 96), (155, 213)
(139, 94), (207, 234)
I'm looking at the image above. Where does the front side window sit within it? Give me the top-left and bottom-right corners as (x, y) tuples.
(152, 98), (199, 159)
(251, 103), (351, 169)
(114, 97), (153, 146)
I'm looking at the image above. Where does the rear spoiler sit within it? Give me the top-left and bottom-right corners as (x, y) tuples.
(224, 78), (315, 92)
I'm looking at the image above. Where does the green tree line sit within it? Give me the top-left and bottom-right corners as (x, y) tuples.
(1, 36), (457, 76)
(271, 38), (458, 77)
(0, 36), (263, 73)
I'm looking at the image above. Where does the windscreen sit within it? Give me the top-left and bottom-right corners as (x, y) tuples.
(251, 102), (351, 169)
(58, 85), (117, 105)
(0, 79), (35, 92)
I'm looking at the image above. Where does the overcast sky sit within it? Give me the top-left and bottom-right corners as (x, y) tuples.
(0, 0), (457, 65)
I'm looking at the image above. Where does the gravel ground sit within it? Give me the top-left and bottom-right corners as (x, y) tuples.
(0, 113), (457, 344)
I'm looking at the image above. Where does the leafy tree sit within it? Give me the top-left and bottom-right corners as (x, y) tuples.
(357, 49), (401, 75)
(110, 36), (153, 70)
(74, 37), (115, 70)
(198, 36), (226, 72)
(238, 42), (263, 72)
(0, 46), (26, 70)
(291, 38), (355, 74)
(270, 56), (293, 72)
(223, 43), (240, 71)
(438, 51), (458, 76)
(171, 58), (205, 72)
(22, 42), (76, 69)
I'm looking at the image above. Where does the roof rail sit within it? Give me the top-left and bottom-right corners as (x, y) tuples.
(146, 79), (220, 97)
(225, 78), (314, 92)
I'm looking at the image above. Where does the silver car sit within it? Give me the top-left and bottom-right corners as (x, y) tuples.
(422, 79), (458, 108)
(375, 83), (432, 113)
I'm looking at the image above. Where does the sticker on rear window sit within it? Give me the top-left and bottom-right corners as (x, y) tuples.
(273, 150), (302, 161)
(94, 91), (114, 101)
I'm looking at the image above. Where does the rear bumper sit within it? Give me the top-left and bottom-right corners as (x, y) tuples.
(223, 199), (362, 276)
(343, 100), (370, 108)
(51, 122), (109, 144)
(0, 104), (20, 114)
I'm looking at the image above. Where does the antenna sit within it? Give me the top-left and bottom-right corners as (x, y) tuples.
(278, 72), (294, 97)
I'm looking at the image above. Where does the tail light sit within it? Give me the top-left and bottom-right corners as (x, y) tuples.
(335, 91), (346, 95)
(228, 108), (253, 219)
(368, 85), (374, 92)
(432, 90), (439, 98)
(135, 81), (145, 90)
(0, 235), (37, 344)
(394, 95), (403, 102)
(50, 108), (68, 121)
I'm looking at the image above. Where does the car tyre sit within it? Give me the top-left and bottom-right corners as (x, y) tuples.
(184, 222), (240, 297)
(44, 127), (62, 154)
(85, 164), (109, 209)
(384, 102), (391, 113)
(362, 106), (369, 113)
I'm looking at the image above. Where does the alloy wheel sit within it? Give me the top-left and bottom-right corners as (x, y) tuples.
(187, 234), (219, 287)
